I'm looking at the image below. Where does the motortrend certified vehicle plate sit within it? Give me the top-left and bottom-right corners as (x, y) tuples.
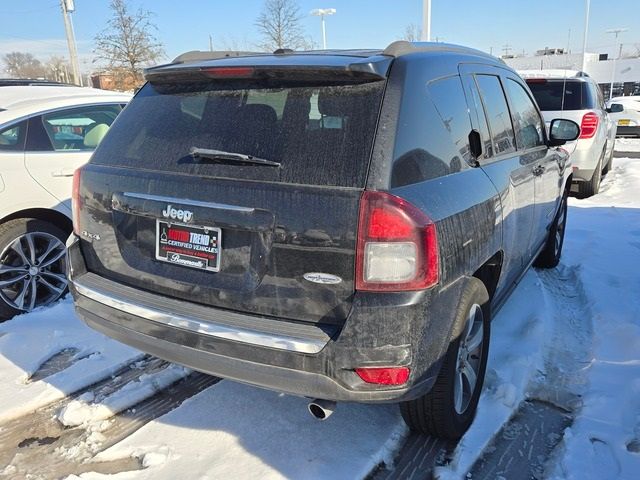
(156, 220), (221, 272)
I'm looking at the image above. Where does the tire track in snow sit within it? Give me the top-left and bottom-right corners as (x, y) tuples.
(0, 355), (219, 479)
(467, 265), (596, 479)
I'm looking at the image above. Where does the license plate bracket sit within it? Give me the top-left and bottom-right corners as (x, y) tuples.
(155, 220), (221, 272)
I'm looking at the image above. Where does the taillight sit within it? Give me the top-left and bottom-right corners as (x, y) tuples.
(579, 112), (599, 139)
(72, 168), (82, 235)
(355, 191), (438, 291)
(355, 367), (410, 385)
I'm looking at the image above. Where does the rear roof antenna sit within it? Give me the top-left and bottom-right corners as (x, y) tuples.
(274, 48), (294, 55)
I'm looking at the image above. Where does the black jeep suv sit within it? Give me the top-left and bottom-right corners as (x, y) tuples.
(68, 41), (579, 439)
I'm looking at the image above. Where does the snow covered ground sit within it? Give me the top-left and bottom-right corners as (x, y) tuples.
(0, 142), (639, 479)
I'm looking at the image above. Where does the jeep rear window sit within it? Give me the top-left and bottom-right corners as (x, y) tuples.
(91, 80), (385, 188)
(526, 80), (596, 111)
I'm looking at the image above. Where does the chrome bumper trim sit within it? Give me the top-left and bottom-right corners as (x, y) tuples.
(72, 278), (327, 354)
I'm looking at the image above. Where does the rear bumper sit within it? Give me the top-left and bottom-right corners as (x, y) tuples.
(569, 137), (605, 182)
(68, 236), (458, 403)
(616, 125), (640, 137)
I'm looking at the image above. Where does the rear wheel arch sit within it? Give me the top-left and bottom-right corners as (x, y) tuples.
(472, 251), (503, 302)
(0, 208), (72, 236)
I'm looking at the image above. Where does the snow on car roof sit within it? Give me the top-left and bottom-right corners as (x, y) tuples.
(0, 86), (131, 124)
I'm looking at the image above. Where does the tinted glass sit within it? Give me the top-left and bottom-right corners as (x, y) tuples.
(475, 75), (516, 156)
(465, 77), (493, 159)
(505, 79), (545, 149)
(92, 81), (385, 188)
(391, 75), (471, 188)
(526, 80), (596, 111)
(0, 120), (27, 151)
(42, 104), (122, 151)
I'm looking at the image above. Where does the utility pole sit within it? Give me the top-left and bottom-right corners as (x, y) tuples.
(581, 0), (590, 72)
(60, 0), (81, 86)
(421, 0), (431, 41)
(502, 44), (512, 57)
(209, 35), (214, 52)
(606, 28), (628, 100)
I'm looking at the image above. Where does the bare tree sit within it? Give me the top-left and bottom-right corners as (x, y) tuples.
(94, 0), (164, 87)
(3, 52), (46, 78)
(256, 0), (310, 51)
(45, 56), (72, 83)
(401, 24), (422, 42)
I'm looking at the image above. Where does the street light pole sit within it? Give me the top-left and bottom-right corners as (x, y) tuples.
(60, 0), (82, 86)
(421, 0), (431, 42)
(310, 8), (336, 50)
(606, 28), (628, 100)
(581, 0), (590, 72)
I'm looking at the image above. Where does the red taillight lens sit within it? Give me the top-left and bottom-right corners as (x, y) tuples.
(355, 367), (410, 385)
(72, 168), (82, 235)
(201, 66), (255, 78)
(355, 191), (438, 292)
(579, 112), (599, 139)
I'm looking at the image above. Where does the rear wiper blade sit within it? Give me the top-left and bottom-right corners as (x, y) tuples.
(189, 147), (281, 167)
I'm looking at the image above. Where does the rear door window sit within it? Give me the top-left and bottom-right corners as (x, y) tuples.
(0, 120), (27, 151)
(41, 104), (122, 151)
(475, 75), (516, 156)
(91, 81), (385, 188)
(526, 80), (595, 111)
(505, 79), (545, 150)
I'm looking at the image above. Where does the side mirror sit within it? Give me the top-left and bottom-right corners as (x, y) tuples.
(606, 103), (624, 113)
(548, 118), (580, 147)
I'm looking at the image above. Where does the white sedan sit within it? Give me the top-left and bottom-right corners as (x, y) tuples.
(0, 86), (131, 318)
(607, 95), (640, 137)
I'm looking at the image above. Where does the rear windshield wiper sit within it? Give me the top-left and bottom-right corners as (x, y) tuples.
(189, 147), (281, 167)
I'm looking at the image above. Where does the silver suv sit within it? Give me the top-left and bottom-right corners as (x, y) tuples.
(520, 70), (617, 197)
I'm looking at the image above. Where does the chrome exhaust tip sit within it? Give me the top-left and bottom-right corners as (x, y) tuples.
(307, 399), (336, 421)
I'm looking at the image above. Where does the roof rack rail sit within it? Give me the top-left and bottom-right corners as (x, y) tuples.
(171, 50), (264, 64)
(382, 40), (500, 62)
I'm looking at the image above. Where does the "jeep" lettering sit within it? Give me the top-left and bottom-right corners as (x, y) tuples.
(162, 204), (193, 223)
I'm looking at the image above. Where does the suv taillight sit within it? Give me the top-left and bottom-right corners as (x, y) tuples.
(579, 112), (599, 139)
(355, 191), (438, 291)
(72, 168), (82, 235)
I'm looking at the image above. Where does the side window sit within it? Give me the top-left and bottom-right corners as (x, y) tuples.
(465, 77), (494, 159)
(0, 120), (27, 151)
(475, 75), (516, 156)
(505, 79), (545, 150)
(390, 75), (471, 188)
(41, 104), (122, 151)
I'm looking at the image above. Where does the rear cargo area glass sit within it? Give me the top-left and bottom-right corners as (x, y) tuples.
(92, 80), (385, 188)
(526, 80), (595, 111)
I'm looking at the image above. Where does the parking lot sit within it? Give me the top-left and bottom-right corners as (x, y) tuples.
(0, 139), (636, 479)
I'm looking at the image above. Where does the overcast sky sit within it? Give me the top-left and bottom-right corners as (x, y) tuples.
(1, 0), (638, 74)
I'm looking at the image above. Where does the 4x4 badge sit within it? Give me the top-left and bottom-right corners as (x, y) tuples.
(162, 204), (193, 223)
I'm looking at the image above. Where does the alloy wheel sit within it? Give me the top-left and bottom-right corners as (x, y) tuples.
(0, 232), (67, 312)
(454, 303), (484, 414)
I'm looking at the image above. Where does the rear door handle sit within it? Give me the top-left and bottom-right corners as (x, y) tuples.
(533, 165), (545, 177)
(51, 169), (76, 178)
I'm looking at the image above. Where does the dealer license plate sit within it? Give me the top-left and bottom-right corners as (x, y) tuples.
(156, 220), (221, 272)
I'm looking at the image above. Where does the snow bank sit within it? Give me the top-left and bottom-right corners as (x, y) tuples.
(614, 138), (640, 152)
(0, 299), (141, 422)
(547, 155), (640, 479)
(72, 381), (407, 479)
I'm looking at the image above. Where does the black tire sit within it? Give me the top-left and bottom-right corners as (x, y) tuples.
(0, 218), (70, 321)
(400, 278), (490, 439)
(578, 153), (603, 198)
(534, 193), (568, 269)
